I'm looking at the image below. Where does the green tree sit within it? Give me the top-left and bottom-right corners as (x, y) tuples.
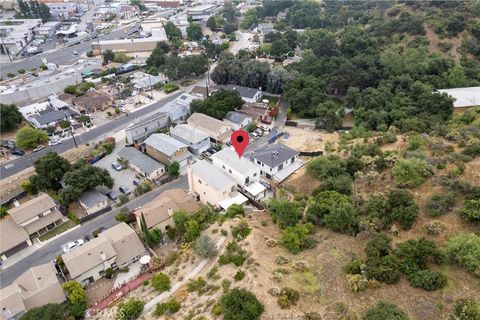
(315, 101), (343, 132)
(323, 202), (359, 235)
(241, 8), (258, 30)
(195, 234), (218, 258)
(386, 189), (419, 230)
(306, 190), (351, 226)
(362, 301), (409, 320)
(20, 303), (66, 320)
(30, 151), (71, 191)
(164, 21), (182, 40)
(116, 299), (144, 320)
(0, 104), (22, 132)
(226, 203), (245, 218)
(299, 29), (337, 58)
(187, 22), (203, 41)
(184, 220), (200, 242)
(63, 85), (77, 95)
(392, 158), (432, 188)
(140, 212), (152, 246)
(113, 52), (131, 63)
(150, 228), (163, 244)
(270, 39), (289, 58)
(151, 272), (171, 292)
(207, 16), (217, 31)
(167, 161), (180, 177)
(172, 210), (189, 235)
(154, 297), (181, 317)
(16, 127), (48, 149)
(266, 67), (297, 94)
(146, 41), (170, 68)
(220, 288), (264, 320)
(281, 223), (316, 254)
(102, 49), (114, 64)
(190, 89), (244, 120)
(0, 206), (8, 219)
(62, 281), (87, 318)
(267, 198), (301, 228)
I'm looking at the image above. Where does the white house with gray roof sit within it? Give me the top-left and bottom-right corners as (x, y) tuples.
(78, 190), (109, 215)
(170, 124), (211, 155)
(144, 133), (192, 167)
(223, 111), (253, 130)
(213, 84), (262, 103)
(117, 147), (165, 180)
(160, 93), (196, 122)
(188, 160), (247, 209)
(125, 112), (169, 146)
(246, 143), (302, 182)
(211, 149), (266, 200)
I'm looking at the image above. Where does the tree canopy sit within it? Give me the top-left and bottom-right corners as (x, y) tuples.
(190, 89), (243, 119)
(220, 288), (264, 320)
(0, 104), (22, 132)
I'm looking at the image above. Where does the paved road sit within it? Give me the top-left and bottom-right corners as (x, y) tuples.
(0, 23), (140, 77)
(0, 91), (182, 180)
(0, 175), (188, 288)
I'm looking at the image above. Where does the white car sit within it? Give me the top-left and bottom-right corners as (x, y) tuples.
(72, 51), (78, 55)
(62, 239), (85, 253)
(119, 107), (127, 113)
(48, 139), (61, 146)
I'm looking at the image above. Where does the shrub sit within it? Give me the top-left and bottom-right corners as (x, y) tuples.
(323, 202), (359, 235)
(396, 238), (444, 276)
(0, 206), (8, 219)
(219, 241), (247, 266)
(386, 189), (419, 230)
(151, 273), (171, 292)
(164, 83), (179, 93)
(184, 219), (200, 242)
(105, 268), (114, 278)
(195, 235), (218, 258)
(187, 277), (207, 294)
(409, 269), (447, 291)
(154, 297), (181, 316)
(392, 158), (432, 188)
(116, 299), (144, 320)
(281, 223), (316, 254)
(16, 127), (48, 149)
(143, 280), (149, 286)
(268, 198), (301, 228)
(20, 303), (66, 320)
(226, 204), (245, 218)
(425, 220), (444, 236)
(346, 274), (368, 292)
(365, 254), (401, 284)
(343, 257), (363, 275)
(118, 194), (129, 205)
(234, 270), (246, 281)
(363, 301), (408, 320)
(277, 287), (300, 309)
(456, 199), (480, 224)
(220, 288), (264, 320)
(426, 193), (456, 217)
(448, 298), (480, 320)
(232, 219), (251, 240)
(444, 233), (480, 277)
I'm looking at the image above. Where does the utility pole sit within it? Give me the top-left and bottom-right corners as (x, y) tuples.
(64, 112), (78, 148)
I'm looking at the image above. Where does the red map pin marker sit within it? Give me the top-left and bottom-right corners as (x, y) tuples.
(231, 130), (250, 158)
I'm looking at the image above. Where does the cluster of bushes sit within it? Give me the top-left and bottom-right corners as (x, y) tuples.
(219, 241), (247, 266)
(116, 299), (144, 320)
(151, 272), (171, 293)
(456, 187), (480, 224)
(218, 288), (264, 320)
(277, 287), (300, 309)
(133, 181), (152, 196)
(231, 219), (251, 240)
(187, 277), (207, 295)
(281, 223), (317, 254)
(426, 193), (456, 217)
(163, 83), (179, 94)
(154, 298), (180, 317)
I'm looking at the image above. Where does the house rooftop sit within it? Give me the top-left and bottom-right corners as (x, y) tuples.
(224, 111), (251, 125)
(8, 193), (56, 225)
(126, 112), (169, 131)
(436, 86), (480, 108)
(78, 190), (108, 209)
(62, 235), (116, 279)
(212, 149), (259, 174)
(29, 107), (77, 126)
(0, 216), (29, 254)
(101, 222), (145, 267)
(170, 124), (209, 144)
(187, 113), (232, 139)
(118, 147), (164, 175)
(214, 84), (260, 99)
(247, 143), (299, 168)
(144, 133), (188, 156)
(190, 160), (236, 190)
(0, 283), (26, 317)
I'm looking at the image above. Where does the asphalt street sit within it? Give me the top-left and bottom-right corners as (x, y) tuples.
(0, 23), (140, 77)
(0, 175), (188, 288)
(0, 91), (182, 179)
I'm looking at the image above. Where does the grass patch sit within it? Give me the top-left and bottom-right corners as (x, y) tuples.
(39, 220), (77, 241)
(290, 271), (322, 294)
(262, 96), (279, 108)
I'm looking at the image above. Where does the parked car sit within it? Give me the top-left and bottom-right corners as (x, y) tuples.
(33, 145), (45, 152)
(111, 162), (123, 171)
(62, 239), (85, 253)
(106, 191), (118, 200)
(48, 139), (61, 146)
(1, 140), (16, 149)
(11, 149), (25, 156)
(119, 186), (131, 194)
(51, 260), (62, 275)
(72, 51), (78, 55)
(119, 107), (127, 113)
(133, 179), (141, 186)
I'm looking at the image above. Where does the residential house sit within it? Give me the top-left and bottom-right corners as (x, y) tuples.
(246, 143), (302, 182)
(258, 22), (276, 41)
(134, 188), (200, 233)
(61, 235), (117, 286)
(160, 93), (196, 122)
(191, 85), (208, 98)
(223, 111), (253, 130)
(8, 193), (64, 239)
(0, 218), (32, 260)
(125, 112), (169, 146)
(214, 84), (262, 103)
(78, 190), (110, 215)
(132, 72), (167, 91)
(187, 113), (233, 143)
(71, 90), (113, 113)
(144, 133), (192, 167)
(170, 124), (211, 155)
(211, 149), (266, 200)
(117, 147), (165, 180)
(0, 263), (65, 320)
(188, 160), (247, 209)
(101, 222), (146, 269)
(239, 102), (270, 122)
(436, 86), (480, 112)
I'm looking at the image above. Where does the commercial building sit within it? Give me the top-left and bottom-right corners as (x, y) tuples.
(0, 19), (42, 55)
(186, 4), (218, 22)
(92, 35), (168, 53)
(125, 112), (169, 146)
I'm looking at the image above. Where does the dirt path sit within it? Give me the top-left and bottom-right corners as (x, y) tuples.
(142, 236), (226, 315)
